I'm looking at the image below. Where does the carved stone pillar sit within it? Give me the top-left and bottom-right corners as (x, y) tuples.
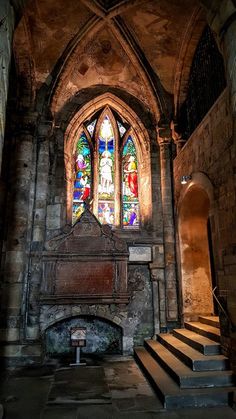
(157, 125), (178, 323)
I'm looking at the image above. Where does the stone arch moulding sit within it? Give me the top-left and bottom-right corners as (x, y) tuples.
(177, 172), (215, 322)
(40, 309), (125, 334)
(178, 171), (214, 213)
(64, 93), (152, 226)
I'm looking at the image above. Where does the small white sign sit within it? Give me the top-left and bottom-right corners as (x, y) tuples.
(71, 327), (86, 347)
(129, 246), (152, 262)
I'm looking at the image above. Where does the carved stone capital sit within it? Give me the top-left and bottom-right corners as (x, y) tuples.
(157, 122), (172, 147)
(171, 120), (186, 153)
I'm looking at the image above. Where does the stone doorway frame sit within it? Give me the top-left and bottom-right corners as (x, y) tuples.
(177, 172), (215, 323)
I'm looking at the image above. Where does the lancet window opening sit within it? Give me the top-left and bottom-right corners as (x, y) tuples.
(72, 107), (140, 229)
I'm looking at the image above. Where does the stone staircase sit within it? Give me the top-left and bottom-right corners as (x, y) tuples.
(134, 316), (236, 409)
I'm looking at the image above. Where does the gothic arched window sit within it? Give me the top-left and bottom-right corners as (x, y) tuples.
(72, 108), (140, 229)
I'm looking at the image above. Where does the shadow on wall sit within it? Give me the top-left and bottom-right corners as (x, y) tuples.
(44, 315), (123, 358)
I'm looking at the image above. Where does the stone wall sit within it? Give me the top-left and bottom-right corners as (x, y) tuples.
(174, 88), (236, 353)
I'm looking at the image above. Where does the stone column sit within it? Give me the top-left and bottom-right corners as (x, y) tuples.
(157, 124), (178, 323)
(0, 112), (39, 363)
(25, 121), (51, 341)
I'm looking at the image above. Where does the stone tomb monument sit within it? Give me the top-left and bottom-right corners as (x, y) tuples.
(40, 209), (129, 305)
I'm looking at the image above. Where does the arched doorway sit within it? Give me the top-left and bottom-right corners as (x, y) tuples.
(178, 177), (215, 322)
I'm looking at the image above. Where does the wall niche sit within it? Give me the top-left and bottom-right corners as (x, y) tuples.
(45, 315), (122, 358)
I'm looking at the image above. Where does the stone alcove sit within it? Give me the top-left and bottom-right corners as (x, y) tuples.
(45, 315), (123, 357)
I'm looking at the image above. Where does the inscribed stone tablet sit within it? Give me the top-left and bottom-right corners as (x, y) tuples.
(129, 246), (152, 262)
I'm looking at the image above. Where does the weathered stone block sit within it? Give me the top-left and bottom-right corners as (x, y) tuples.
(0, 328), (19, 342)
(46, 204), (62, 230)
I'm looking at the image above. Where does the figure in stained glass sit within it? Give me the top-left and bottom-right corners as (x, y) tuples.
(72, 133), (91, 223)
(124, 155), (138, 197)
(98, 202), (114, 225)
(100, 150), (113, 194)
(122, 136), (139, 228)
(98, 116), (115, 224)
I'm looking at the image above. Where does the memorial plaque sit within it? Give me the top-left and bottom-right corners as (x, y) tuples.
(55, 261), (114, 294)
(129, 246), (152, 262)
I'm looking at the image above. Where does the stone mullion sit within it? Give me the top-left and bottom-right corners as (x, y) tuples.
(158, 129), (178, 323)
(93, 148), (99, 218)
(114, 134), (120, 227)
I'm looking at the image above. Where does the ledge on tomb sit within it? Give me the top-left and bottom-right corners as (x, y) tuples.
(39, 293), (130, 305)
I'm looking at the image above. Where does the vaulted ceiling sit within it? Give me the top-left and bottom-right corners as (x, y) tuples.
(13, 0), (208, 121)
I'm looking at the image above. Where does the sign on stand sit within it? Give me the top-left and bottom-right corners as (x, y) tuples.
(70, 327), (87, 366)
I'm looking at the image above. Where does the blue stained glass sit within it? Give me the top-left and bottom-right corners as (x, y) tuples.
(123, 203), (139, 227)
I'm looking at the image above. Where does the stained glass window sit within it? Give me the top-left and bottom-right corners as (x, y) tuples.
(71, 110), (141, 229)
(72, 132), (91, 223)
(122, 136), (139, 228)
(98, 115), (115, 225)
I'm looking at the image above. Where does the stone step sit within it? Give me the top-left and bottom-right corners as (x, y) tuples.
(199, 316), (220, 329)
(157, 334), (229, 371)
(185, 321), (221, 342)
(144, 339), (234, 389)
(173, 328), (221, 355)
(134, 347), (234, 409)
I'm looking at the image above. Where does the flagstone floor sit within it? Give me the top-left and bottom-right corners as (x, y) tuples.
(0, 355), (236, 419)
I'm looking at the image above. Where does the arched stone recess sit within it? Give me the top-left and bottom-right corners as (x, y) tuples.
(63, 93), (152, 229)
(177, 172), (215, 322)
(44, 315), (123, 356)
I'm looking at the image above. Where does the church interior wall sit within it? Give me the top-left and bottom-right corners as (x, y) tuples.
(174, 87), (236, 359)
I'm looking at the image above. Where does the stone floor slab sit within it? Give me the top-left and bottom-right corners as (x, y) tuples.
(48, 366), (111, 404)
